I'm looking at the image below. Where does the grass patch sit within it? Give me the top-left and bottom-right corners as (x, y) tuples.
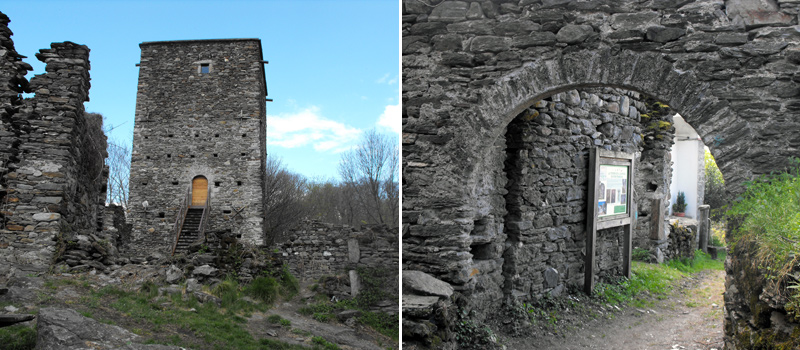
(0, 325), (36, 350)
(595, 250), (725, 307)
(267, 314), (291, 327)
(245, 276), (279, 304)
(312, 336), (340, 350)
(725, 158), (800, 321)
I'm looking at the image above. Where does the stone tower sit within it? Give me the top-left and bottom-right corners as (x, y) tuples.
(127, 39), (268, 256)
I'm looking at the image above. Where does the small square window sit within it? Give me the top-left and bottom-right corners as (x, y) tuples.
(215, 181), (221, 187)
(237, 181), (242, 186)
(200, 63), (210, 74)
(213, 153), (218, 157)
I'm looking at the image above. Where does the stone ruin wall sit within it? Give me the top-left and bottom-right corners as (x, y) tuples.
(0, 12), (108, 279)
(275, 220), (399, 301)
(405, 87), (678, 316)
(723, 239), (800, 349)
(126, 39), (268, 258)
(403, 1), (800, 341)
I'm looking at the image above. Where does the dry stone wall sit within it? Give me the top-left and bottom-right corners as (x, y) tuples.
(0, 11), (108, 279)
(406, 87), (677, 319)
(403, 0), (800, 329)
(276, 220), (399, 300)
(724, 239), (800, 349)
(127, 39), (268, 256)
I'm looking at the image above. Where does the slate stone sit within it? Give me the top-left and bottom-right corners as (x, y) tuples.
(36, 308), (182, 350)
(556, 24), (593, 44)
(544, 268), (559, 288)
(646, 26), (685, 43)
(429, 1), (469, 22)
(403, 270), (454, 298)
(192, 264), (219, 277)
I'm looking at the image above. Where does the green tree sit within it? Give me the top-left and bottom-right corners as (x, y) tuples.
(703, 149), (726, 217)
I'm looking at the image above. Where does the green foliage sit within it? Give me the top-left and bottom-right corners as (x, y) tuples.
(453, 315), (498, 350)
(245, 276), (279, 304)
(725, 158), (800, 320)
(311, 336), (340, 350)
(0, 325), (36, 350)
(213, 276), (243, 308)
(266, 314), (291, 327)
(358, 311), (398, 339)
(354, 267), (390, 309)
(595, 251), (724, 307)
(704, 149), (726, 217)
(632, 248), (650, 262)
(672, 191), (687, 213)
(279, 265), (299, 299)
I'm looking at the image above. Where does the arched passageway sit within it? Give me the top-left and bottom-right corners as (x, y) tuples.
(402, 0), (800, 346)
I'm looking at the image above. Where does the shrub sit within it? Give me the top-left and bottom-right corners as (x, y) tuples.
(212, 276), (241, 308)
(632, 248), (650, 262)
(704, 149), (726, 218)
(245, 276), (279, 304)
(279, 265), (299, 299)
(0, 325), (36, 350)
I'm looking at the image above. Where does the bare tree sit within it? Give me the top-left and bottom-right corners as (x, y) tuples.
(105, 139), (131, 207)
(264, 156), (309, 244)
(338, 129), (399, 226)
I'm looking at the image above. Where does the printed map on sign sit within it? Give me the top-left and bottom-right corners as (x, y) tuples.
(597, 165), (628, 218)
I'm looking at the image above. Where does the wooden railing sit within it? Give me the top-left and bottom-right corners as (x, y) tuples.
(170, 186), (212, 256)
(197, 190), (211, 245)
(170, 187), (191, 256)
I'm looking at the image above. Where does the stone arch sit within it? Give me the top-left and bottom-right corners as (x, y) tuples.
(466, 49), (749, 190)
(402, 0), (800, 339)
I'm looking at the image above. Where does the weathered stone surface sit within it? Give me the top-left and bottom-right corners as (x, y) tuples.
(403, 270), (454, 298)
(36, 308), (181, 350)
(402, 294), (440, 318)
(556, 24), (593, 43)
(429, 1), (469, 22)
(165, 265), (183, 284)
(646, 26), (685, 42)
(403, 1), (800, 347)
(192, 264), (219, 277)
(127, 38), (269, 256)
(726, 0), (794, 28)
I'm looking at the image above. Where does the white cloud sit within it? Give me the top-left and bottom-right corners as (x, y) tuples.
(376, 73), (398, 85)
(268, 106), (362, 153)
(377, 103), (401, 134)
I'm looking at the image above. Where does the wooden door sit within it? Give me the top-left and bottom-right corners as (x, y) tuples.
(191, 176), (208, 206)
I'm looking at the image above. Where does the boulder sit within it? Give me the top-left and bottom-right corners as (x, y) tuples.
(165, 265), (183, 284)
(36, 307), (181, 349)
(402, 270), (454, 298)
(192, 264), (218, 277)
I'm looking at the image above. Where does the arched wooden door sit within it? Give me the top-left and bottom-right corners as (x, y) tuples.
(191, 176), (208, 207)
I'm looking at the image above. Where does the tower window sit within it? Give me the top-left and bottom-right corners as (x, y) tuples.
(237, 181), (242, 186)
(200, 63), (210, 74)
(167, 154), (171, 158)
(215, 181), (221, 187)
(213, 153), (218, 157)
(158, 212), (165, 218)
(215, 134), (220, 138)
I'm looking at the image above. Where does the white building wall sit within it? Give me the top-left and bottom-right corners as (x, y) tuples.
(669, 115), (704, 219)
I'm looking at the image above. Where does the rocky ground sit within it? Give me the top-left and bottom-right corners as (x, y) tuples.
(500, 270), (725, 350)
(0, 266), (398, 350)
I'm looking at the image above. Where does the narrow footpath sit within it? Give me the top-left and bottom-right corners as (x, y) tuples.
(506, 269), (726, 350)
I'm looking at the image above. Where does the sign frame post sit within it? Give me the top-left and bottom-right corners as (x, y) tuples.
(584, 148), (635, 295)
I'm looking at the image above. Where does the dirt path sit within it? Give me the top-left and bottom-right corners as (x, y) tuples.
(247, 303), (391, 350)
(505, 270), (726, 350)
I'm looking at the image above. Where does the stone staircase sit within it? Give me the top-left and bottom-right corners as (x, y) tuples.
(174, 208), (204, 254)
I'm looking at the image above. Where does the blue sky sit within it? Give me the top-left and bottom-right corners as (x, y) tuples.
(3, 0), (399, 180)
